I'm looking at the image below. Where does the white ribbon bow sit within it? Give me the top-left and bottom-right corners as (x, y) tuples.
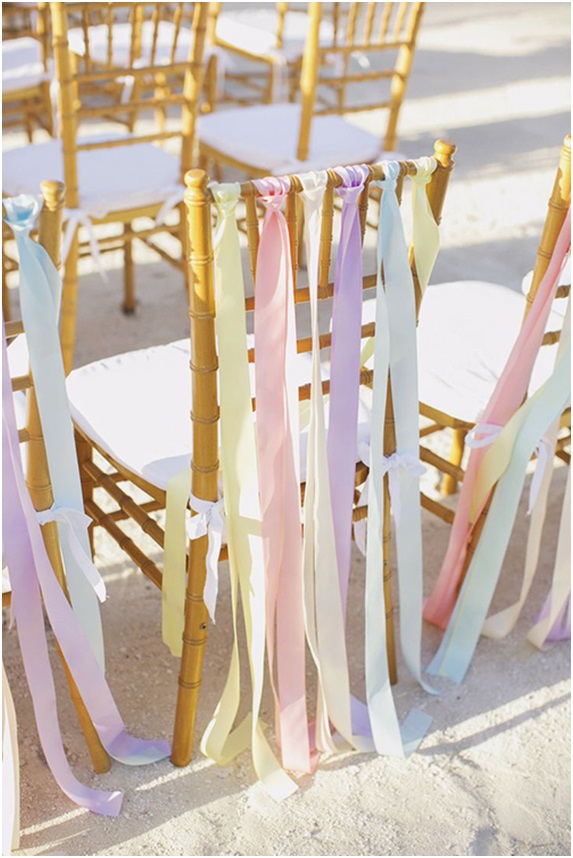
(465, 421), (503, 449)
(36, 505), (107, 603)
(62, 209), (107, 281)
(380, 452), (427, 525)
(528, 436), (554, 515)
(186, 493), (225, 624)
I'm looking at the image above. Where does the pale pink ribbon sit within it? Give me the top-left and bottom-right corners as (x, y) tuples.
(253, 177), (312, 774)
(424, 208), (572, 629)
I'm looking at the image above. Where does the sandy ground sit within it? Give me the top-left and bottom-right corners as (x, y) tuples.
(2, 3), (571, 856)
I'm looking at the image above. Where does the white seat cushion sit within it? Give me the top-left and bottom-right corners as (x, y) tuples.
(215, 8), (334, 62)
(67, 21), (196, 67)
(2, 37), (49, 94)
(2, 137), (181, 219)
(198, 103), (385, 175)
(362, 281), (566, 425)
(67, 338), (373, 492)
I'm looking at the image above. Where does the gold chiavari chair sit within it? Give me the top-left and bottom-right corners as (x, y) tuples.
(413, 135), (571, 547)
(3, 180), (111, 775)
(3, 2), (208, 375)
(2, 2), (54, 140)
(208, 1), (339, 107)
(65, 140), (456, 766)
(199, 2), (425, 178)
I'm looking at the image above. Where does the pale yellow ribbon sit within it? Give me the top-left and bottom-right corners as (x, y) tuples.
(200, 183), (296, 799)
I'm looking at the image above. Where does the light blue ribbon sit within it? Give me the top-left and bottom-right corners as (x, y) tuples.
(3, 194), (105, 670)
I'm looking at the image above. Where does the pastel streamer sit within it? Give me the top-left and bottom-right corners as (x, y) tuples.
(328, 165), (370, 613)
(424, 209), (572, 630)
(363, 162), (433, 755)
(201, 183), (296, 800)
(428, 304), (571, 682)
(162, 467), (190, 656)
(3, 318), (170, 816)
(3, 195), (105, 668)
(253, 177), (311, 775)
(2, 663), (19, 855)
(300, 170), (364, 754)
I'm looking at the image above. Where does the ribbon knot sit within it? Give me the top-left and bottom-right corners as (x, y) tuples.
(466, 421), (503, 449)
(254, 176), (291, 210)
(35, 505), (107, 603)
(380, 452), (427, 524)
(186, 492), (225, 623)
(211, 182), (241, 219)
(335, 164), (369, 203)
(377, 160), (401, 193)
(2, 194), (43, 235)
(412, 156), (437, 186)
(528, 436), (554, 515)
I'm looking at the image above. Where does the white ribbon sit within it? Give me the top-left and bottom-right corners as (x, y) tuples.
(528, 436), (554, 514)
(156, 187), (185, 225)
(465, 422), (503, 449)
(186, 493), (225, 624)
(62, 209), (107, 281)
(36, 505), (107, 603)
(380, 452), (426, 526)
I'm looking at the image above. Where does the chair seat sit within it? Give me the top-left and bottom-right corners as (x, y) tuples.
(363, 280), (566, 425)
(2, 37), (49, 94)
(198, 103), (389, 175)
(67, 21), (196, 67)
(67, 339), (373, 492)
(2, 137), (181, 219)
(215, 8), (335, 62)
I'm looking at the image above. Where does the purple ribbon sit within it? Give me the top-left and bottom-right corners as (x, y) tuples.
(328, 165), (369, 613)
(2, 316), (170, 817)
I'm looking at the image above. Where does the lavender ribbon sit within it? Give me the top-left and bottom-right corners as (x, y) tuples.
(328, 165), (369, 613)
(2, 317), (170, 816)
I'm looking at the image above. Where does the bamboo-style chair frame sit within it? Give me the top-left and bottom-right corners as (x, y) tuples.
(200, 2), (425, 176)
(73, 139), (456, 767)
(3, 179), (111, 776)
(419, 135), (571, 581)
(49, 1), (208, 374)
(2, 2), (54, 140)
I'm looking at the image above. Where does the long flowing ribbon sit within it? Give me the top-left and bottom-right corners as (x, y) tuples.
(2, 663), (19, 855)
(363, 162), (433, 756)
(3, 318), (170, 816)
(162, 467), (190, 656)
(428, 303), (571, 682)
(424, 209), (572, 630)
(253, 176), (311, 775)
(328, 165), (369, 613)
(3, 195), (105, 668)
(200, 183), (296, 800)
(62, 208), (108, 281)
(300, 170), (362, 754)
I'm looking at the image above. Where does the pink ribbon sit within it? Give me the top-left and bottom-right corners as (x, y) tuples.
(253, 177), (311, 774)
(2, 316), (169, 817)
(328, 165), (369, 614)
(424, 209), (572, 629)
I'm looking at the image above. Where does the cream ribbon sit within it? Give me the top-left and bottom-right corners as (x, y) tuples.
(527, 436), (554, 514)
(201, 182), (296, 800)
(465, 422), (503, 449)
(36, 505), (107, 604)
(62, 209), (107, 281)
(186, 493), (225, 624)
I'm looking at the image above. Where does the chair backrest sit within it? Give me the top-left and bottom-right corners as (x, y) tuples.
(298, 2), (425, 158)
(49, 1), (208, 208)
(2, 2), (50, 65)
(183, 138), (455, 512)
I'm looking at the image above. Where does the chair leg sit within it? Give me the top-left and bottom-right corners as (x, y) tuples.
(122, 222), (136, 315)
(383, 475), (398, 685)
(76, 431), (95, 556)
(60, 228), (79, 375)
(171, 543), (209, 766)
(442, 428), (466, 496)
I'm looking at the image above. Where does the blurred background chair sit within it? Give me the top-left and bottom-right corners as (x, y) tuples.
(3, 179), (111, 776)
(2, 2), (54, 140)
(199, 2), (425, 178)
(3, 1), (208, 374)
(64, 141), (455, 765)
